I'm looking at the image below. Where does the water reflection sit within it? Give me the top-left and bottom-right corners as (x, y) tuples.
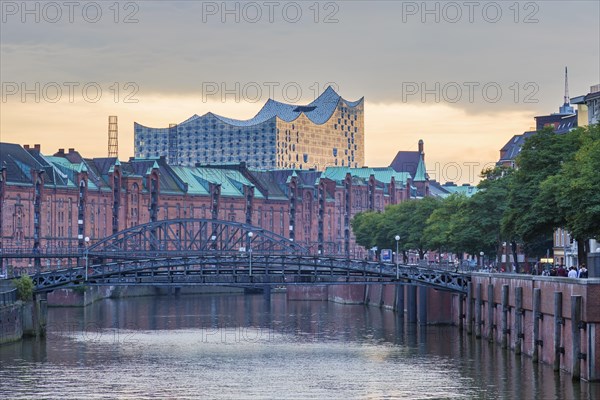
(0, 293), (598, 399)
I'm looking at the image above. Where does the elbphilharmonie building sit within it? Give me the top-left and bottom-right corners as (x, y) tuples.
(134, 87), (364, 170)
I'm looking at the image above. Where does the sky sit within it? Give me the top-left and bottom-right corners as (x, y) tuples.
(1, 0), (599, 184)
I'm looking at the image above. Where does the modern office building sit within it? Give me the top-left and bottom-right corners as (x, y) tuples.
(134, 87), (364, 170)
(571, 84), (600, 127)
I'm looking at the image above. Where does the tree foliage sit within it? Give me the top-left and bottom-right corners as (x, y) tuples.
(502, 127), (582, 245)
(349, 124), (599, 265)
(13, 274), (34, 302)
(543, 124), (600, 241)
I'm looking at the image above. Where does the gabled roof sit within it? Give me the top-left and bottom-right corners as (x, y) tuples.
(169, 165), (263, 198)
(0, 143), (77, 187)
(498, 131), (536, 163)
(320, 166), (411, 187)
(0, 142), (41, 184)
(390, 151), (421, 178)
(428, 180), (451, 198)
(43, 156), (98, 189)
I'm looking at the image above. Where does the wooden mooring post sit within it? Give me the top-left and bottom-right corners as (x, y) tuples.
(487, 284), (494, 342)
(501, 284), (509, 349)
(554, 292), (563, 372)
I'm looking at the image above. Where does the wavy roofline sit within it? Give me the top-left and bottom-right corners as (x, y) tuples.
(135, 86), (363, 130)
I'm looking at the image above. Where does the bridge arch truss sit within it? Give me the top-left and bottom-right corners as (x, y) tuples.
(88, 218), (309, 259)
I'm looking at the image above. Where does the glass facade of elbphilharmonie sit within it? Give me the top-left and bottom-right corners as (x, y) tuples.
(134, 87), (364, 170)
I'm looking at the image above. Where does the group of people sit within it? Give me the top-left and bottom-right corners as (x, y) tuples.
(539, 263), (588, 278)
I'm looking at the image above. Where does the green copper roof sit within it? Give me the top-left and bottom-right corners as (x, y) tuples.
(44, 156), (98, 189)
(321, 167), (411, 185)
(170, 166), (264, 199)
(413, 154), (427, 182)
(442, 184), (479, 197)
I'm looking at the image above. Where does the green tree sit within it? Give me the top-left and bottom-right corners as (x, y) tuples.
(467, 166), (513, 262)
(351, 211), (383, 251)
(13, 274), (34, 302)
(351, 197), (440, 262)
(502, 127), (582, 269)
(424, 193), (469, 256)
(542, 124), (600, 258)
(388, 197), (440, 260)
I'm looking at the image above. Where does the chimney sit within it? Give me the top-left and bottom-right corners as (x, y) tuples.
(34, 144), (41, 151)
(57, 148), (65, 155)
(24, 145), (30, 149)
(68, 148), (75, 153)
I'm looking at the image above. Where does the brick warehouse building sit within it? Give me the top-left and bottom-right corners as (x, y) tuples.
(0, 142), (419, 271)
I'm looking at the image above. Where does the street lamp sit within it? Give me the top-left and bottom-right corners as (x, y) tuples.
(248, 231), (253, 276)
(395, 235), (400, 280)
(84, 236), (90, 281)
(480, 251), (484, 270)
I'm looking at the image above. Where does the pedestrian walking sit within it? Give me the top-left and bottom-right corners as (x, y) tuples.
(579, 264), (588, 278)
(568, 266), (578, 278)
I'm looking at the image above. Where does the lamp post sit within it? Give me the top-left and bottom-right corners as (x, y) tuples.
(563, 230), (569, 268)
(480, 251), (484, 270)
(395, 235), (400, 280)
(84, 236), (90, 281)
(248, 231), (253, 276)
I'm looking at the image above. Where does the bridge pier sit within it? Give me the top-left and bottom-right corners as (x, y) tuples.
(394, 284), (404, 317)
(20, 293), (47, 339)
(418, 286), (427, 325)
(407, 284), (417, 323)
(263, 286), (272, 303)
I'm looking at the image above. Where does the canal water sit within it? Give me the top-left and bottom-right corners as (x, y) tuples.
(1, 292), (598, 399)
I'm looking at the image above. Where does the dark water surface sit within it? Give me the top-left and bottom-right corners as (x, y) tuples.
(1, 293), (598, 399)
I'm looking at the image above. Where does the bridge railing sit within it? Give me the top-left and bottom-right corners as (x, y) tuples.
(0, 247), (85, 257)
(0, 288), (17, 306)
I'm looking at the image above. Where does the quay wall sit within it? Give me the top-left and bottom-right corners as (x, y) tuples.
(46, 285), (244, 307)
(457, 273), (600, 382)
(0, 303), (22, 345)
(287, 282), (455, 325)
(287, 274), (600, 382)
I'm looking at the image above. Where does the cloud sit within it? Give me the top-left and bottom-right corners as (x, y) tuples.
(2, 1), (598, 112)
(1, 0), (598, 184)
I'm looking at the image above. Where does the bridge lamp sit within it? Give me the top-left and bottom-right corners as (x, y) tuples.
(395, 235), (400, 280)
(248, 232), (253, 277)
(84, 236), (90, 281)
(480, 251), (484, 269)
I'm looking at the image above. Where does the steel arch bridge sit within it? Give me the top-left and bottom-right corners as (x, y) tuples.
(88, 218), (310, 259)
(0, 219), (470, 294)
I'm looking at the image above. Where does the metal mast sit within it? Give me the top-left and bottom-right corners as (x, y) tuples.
(564, 66), (569, 106)
(108, 116), (118, 157)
